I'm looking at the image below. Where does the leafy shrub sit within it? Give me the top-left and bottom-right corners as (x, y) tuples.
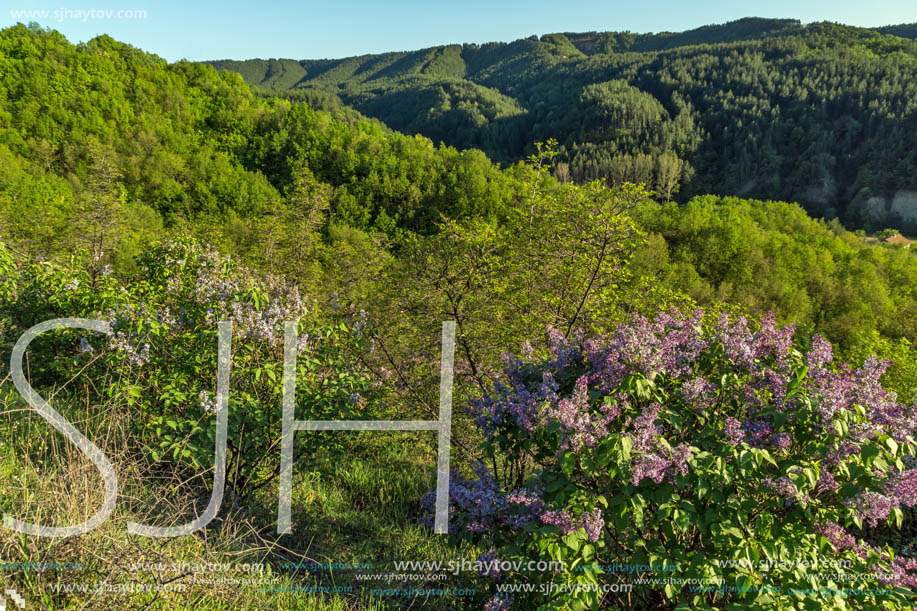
(432, 310), (917, 610)
(0, 239), (376, 497)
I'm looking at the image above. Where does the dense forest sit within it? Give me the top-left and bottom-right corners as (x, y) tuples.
(212, 18), (917, 231)
(3, 22), (917, 372)
(2, 20), (917, 610)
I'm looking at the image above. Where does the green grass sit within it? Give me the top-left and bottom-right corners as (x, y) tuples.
(0, 392), (489, 610)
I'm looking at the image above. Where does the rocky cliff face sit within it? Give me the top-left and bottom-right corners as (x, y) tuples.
(848, 191), (917, 228)
(864, 196), (887, 223)
(891, 191), (917, 223)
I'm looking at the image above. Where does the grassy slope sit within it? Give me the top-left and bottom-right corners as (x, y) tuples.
(0, 391), (482, 608)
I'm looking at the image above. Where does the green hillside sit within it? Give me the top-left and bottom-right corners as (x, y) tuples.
(0, 22), (523, 263)
(211, 17), (917, 231)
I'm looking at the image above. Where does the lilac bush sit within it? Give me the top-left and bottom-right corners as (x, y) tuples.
(0, 239), (376, 496)
(432, 310), (917, 610)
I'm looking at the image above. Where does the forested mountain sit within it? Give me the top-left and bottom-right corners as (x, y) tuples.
(211, 18), (917, 231)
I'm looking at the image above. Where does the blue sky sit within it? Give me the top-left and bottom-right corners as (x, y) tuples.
(3, 0), (915, 61)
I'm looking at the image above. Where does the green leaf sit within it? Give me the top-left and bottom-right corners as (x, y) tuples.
(620, 435), (633, 459)
(563, 532), (582, 552)
(885, 437), (898, 455)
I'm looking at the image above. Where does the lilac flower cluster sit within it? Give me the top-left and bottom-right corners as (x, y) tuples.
(470, 368), (560, 441)
(815, 521), (917, 588)
(629, 452), (671, 486)
(198, 390), (224, 414)
(108, 330), (151, 366)
(765, 476), (799, 499)
(151, 240), (312, 346)
(680, 376), (714, 410)
(723, 417), (745, 446)
(816, 469), (839, 493)
(805, 339), (917, 443)
(846, 491), (894, 527)
(825, 440), (860, 466)
(93, 243), (317, 388)
(476, 550), (502, 579)
(589, 309), (707, 392)
(884, 469), (917, 507)
(773, 432), (792, 450)
(474, 309), (859, 467)
(837, 462), (917, 530)
(539, 507), (604, 542)
(88, 241), (360, 423)
(419, 462), (545, 534)
(540, 375), (612, 451)
(629, 442), (692, 486)
(484, 592), (514, 611)
(814, 521), (856, 551)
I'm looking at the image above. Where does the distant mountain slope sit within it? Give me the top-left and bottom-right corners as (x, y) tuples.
(209, 18), (917, 231)
(562, 17), (803, 53)
(876, 23), (917, 39)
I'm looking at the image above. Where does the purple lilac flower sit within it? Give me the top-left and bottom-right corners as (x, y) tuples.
(743, 420), (773, 446)
(885, 470), (917, 507)
(477, 550), (502, 579)
(485, 592), (514, 611)
(715, 314), (755, 367)
(538, 375), (620, 451)
(630, 404), (662, 452)
(815, 523), (917, 588)
(816, 469), (839, 494)
(882, 556), (917, 589)
(807, 335), (834, 369)
(680, 376), (714, 410)
(419, 463), (544, 534)
(772, 432), (792, 450)
(669, 443), (692, 478)
(630, 452), (671, 485)
(471, 369), (559, 441)
(582, 508), (605, 542)
(847, 491), (894, 527)
(540, 509), (577, 533)
(724, 417), (745, 446)
(826, 440), (860, 467)
(814, 522), (855, 551)
(540, 507), (604, 542)
(754, 312), (797, 363)
(765, 476), (798, 498)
